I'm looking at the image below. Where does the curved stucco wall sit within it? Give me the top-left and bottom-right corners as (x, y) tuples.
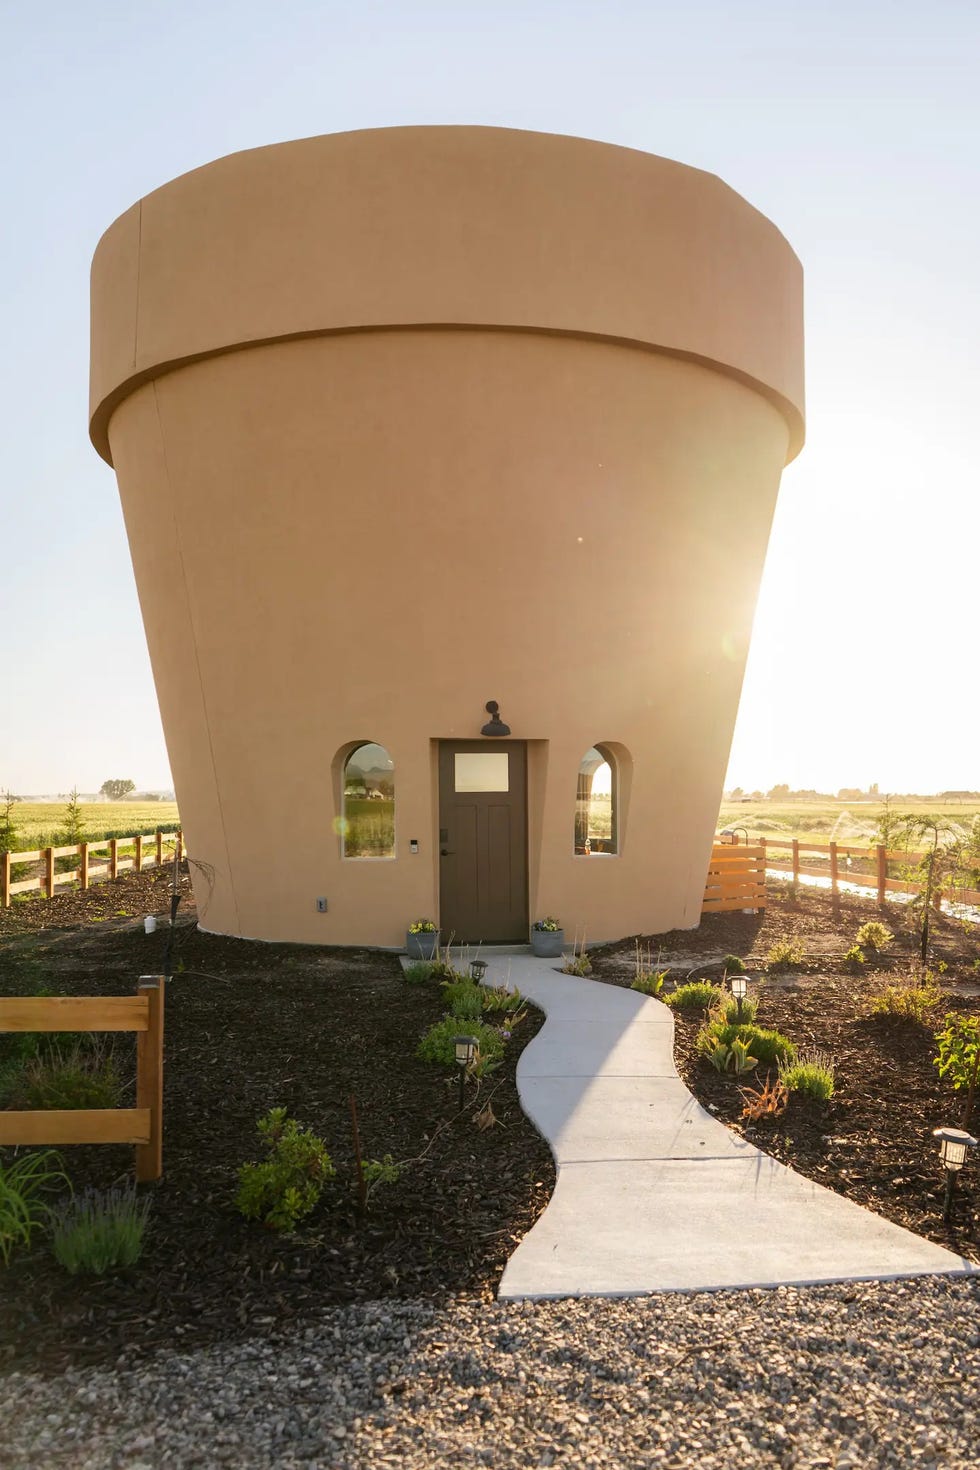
(92, 127), (803, 946)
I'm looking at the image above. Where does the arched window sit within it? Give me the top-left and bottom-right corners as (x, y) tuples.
(575, 746), (617, 855)
(342, 743), (395, 858)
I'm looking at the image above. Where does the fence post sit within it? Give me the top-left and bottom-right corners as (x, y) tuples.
(109, 837), (118, 881)
(1, 851), (9, 908)
(791, 839), (800, 888)
(877, 845), (887, 908)
(176, 829), (183, 864)
(156, 829), (163, 866)
(829, 841), (839, 900)
(79, 842), (89, 890)
(44, 846), (55, 899)
(135, 977), (165, 1182)
(133, 835), (142, 873)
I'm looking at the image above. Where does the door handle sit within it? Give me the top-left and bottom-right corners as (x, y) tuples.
(440, 849), (454, 857)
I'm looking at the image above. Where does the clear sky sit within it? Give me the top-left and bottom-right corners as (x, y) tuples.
(1, 0), (977, 796)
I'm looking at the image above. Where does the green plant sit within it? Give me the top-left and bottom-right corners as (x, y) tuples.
(667, 981), (724, 1013)
(722, 954), (747, 975)
(408, 918), (437, 934)
(868, 976), (942, 1023)
(362, 1155), (403, 1194)
(481, 985), (526, 1014)
(416, 1016), (505, 1068)
(766, 937), (805, 971)
(0, 790), (19, 854)
(0, 1150), (70, 1266)
(697, 1018), (796, 1068)
(442, 981), (483, 1022)
(719, 993), (759, 1025)
(533, 917), (561, 932)
(934, 1014), (980, 1127)
(844, 944), (866, 973)
(632, 942), (667, 996)
(779, 1049), (836, 1101)
(235, 1108), (334, 1231)
(855, 921), (892, 954)
(12, 1039), (122, 1111)
(49, 1183), (151, 1275)
(631, 971), (667, 997)
(403, 961), (434, 985)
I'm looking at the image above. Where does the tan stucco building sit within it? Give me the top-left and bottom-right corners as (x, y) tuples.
(90, 126), (804, 947)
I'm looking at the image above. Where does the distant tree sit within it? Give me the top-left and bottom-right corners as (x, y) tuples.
(0, 790), (18, 853)
(100, 779), (136, 802)
(727, 787), (744, 801)
(59, 788), (85, 845)
(767, 784), (791, 800)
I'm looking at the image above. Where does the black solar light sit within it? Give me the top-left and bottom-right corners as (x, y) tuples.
(454, 1035), (478, 1110)
(933, 1126), (978, 1222)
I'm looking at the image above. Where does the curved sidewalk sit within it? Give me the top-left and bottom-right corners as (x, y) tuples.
(491, 957), (978, 1299)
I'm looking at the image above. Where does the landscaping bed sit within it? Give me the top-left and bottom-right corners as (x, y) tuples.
(0, 868), (554, 1375)
(591, 886), (980, 1262)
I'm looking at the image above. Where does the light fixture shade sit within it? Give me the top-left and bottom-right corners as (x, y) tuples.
(469, 959), (488, 983)
(933, 1126), (978, 1170)
(731, 976), (748, 999)
(454, 1035), (477, 1066)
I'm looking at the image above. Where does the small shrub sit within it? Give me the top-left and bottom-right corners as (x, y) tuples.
(740, 1079), (789, 1120)
(844, 944), (866, 973)
(766, 938), (805, 971)
(632, 971), (668, 997)
(723, 954), (747, 975)
(50, 1184), (151, 1275)
(13, 1040), (121, 1111)
(779, 1049), (836, 1101)
(631, 942), (667, 996)
(667, 981), (723, 1013)
(403, 962), (434, 985)
(362, 1155), (402, 1194)
(416, 1017), (505, 1068)
(868, 978), (942, 1023)
(481, 985), (526, 1014)
(408, 918), (437, 934)
(934, 1014), (980, 1106)
(0, 1150), (70, 1267)
(532, 917), (561, 932)
(697, 1018), (795, 1068)
(561, 931), (591, 976)
(856, 921), (893, 954)
(235, 1108), (334, 1232)
(719, 994), (759, 1025)
(442, 981), (483, 1022)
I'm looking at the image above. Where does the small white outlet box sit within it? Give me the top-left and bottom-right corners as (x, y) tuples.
(316, 897), (328, 912)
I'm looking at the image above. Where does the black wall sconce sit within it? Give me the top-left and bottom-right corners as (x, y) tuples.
(481, 700), (511, 737)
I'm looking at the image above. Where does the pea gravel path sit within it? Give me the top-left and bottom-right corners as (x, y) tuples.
(5, 1276), (980, 1468)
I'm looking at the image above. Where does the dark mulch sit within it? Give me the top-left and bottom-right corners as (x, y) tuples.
(591, 885), (980, 1263)
(0, 869), (554, 1376)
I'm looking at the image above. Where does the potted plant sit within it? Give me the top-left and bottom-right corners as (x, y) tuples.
(406, 918), (439, 960)
(530, 917), (565, 958)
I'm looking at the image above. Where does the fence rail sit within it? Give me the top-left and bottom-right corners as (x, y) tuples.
(1, 829), (182, 908)
(703, 844), (767, 913)
(0, 978), (165, 1180)
(748, 836), (980, 910)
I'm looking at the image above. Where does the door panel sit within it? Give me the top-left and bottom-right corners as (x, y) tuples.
(439, 741), (528, 943)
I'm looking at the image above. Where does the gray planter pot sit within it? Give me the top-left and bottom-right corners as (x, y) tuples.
(406, 929), (439, 960)
(530, 929), (565, 958)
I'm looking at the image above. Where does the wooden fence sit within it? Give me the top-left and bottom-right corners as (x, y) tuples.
(752, 837), (980, 910)
(0, 978), (164, 1181)
(1, 828), (182, 908)
(702, 844), (767, 913)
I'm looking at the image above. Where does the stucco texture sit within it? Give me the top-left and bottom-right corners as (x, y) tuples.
(92, 126), (803, 946)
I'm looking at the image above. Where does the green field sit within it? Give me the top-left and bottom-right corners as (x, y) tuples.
(717, 799), (980, 848)
(3, 802), (181, 851)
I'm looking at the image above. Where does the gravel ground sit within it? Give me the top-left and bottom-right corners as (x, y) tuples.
(4, 1276), (980, 1468)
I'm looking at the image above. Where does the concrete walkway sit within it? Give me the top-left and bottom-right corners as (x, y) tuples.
(481, 955), (979, 1300)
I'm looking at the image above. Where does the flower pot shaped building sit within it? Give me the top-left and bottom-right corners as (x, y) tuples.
(90, 126), (803, 947)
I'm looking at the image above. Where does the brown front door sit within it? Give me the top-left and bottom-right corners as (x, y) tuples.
(438, 741), (528, 943)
